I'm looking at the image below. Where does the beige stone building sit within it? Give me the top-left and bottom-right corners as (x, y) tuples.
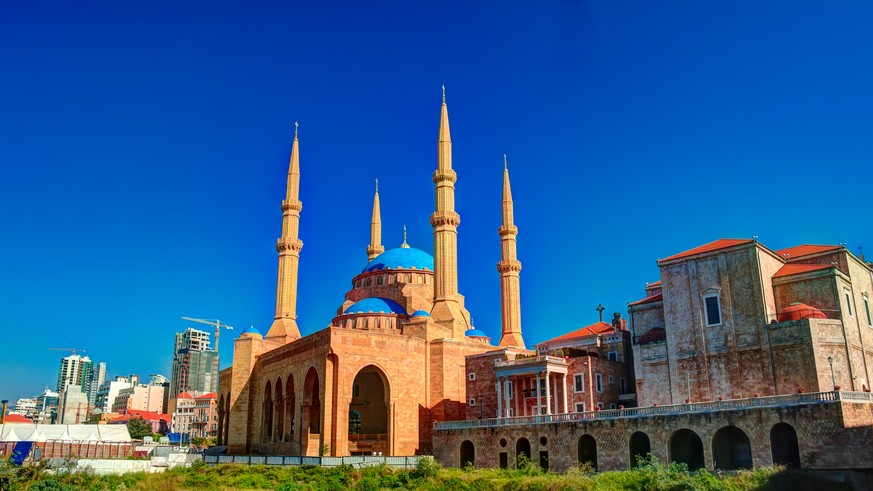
(217, 91), (527, 456)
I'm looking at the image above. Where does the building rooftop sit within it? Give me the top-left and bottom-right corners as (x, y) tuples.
(659, 238), (755, 263)
(343, 297), (407, 315)
(539, 321), (615, 346)
(773, 263), (834, 278)
(362, 247), (434, 273)
(775, 244), (842, 259)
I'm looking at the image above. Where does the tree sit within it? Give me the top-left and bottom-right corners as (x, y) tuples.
(127, 416), (152, 440)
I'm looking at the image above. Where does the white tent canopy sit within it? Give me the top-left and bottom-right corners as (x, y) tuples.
(0, 425), (131, 443)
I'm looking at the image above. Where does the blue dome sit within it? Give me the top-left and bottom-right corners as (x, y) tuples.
(241, 325), (262, 337)
(344, 297), (407, 315)
(466, 329), (490, 338)
(362, 247), (434, 273)
(411, 310), (431, 317)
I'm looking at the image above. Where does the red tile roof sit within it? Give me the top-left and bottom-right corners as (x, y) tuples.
(659, 239), (755, 263)
(2, 413), (33, 424)
(647, 281), (662, 287)
(111, 410), (171, 425)
(176, 392), (194, 399)
(629, 293), (663, 306)
(195, 393), (217, 400)
(773, 263), (833, 278)
(540, 321), (615, 346)
(776, 244), (842, 259)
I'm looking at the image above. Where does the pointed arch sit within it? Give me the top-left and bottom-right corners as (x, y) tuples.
(263, 380), (273, 443)
(301, 366), (321, 456)
(285, 374), (296, 443)
(274, 377), (284, 442)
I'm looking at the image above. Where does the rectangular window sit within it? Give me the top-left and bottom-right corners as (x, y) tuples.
(704, 294), (722, 326)
(595, 373), (603, 393)
(539, 451), (549, 471)
(468, 372), (475, 381)
(865, 295), (872, 326)
(469, 398), (476, 406)
(620, 377), (627, 394)
(596, 402), (604, 410)
(609, 403), (617, 410)
(845, 289), (853, 317)
(499, 453), (508, 469)
(574, 374), (584, 392)
(608, 375), (615, 384)
(608, 351), (618, 361)
(508, 381), (513, 399)
(575, 403), (586, 412)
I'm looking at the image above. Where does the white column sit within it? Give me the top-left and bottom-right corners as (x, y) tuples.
(551, 374), (558, 414)
(535, 373), (542, 416)
(544, 370), (552, 415)
(562, 374), (568, 413)
(496, 377), (503, 418)
(514, 377), (521, 418)
(504, 378), (511, 417)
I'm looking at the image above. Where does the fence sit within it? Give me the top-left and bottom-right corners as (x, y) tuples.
(41, 440), (134, 459)
(203, 454), (424, 469)
(434, 390), (872, 431)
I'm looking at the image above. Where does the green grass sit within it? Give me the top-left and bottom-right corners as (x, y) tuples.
(0, 456), (855, 491)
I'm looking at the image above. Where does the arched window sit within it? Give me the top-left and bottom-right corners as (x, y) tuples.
(404, 274), (412, 283)
(376, 276), (384, 285)
(578, 435), (597, 470)
(460, 440), (475, 468)
(348, 410), (361, 434)
(365, 278), (371, 287)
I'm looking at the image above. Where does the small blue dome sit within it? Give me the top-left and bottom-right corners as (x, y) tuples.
(466, 329), (490, 338)
(344, 297), (407, 315)
(411, 310), (431, 317)
(362, 247), (434, 273)
(241, 325), (262, 337)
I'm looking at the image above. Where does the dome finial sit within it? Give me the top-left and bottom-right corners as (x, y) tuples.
(401, 224), (410, 248)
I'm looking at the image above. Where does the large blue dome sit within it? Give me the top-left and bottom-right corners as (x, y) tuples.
(343, 297), (408, 315)
(362, 247), (434, 273)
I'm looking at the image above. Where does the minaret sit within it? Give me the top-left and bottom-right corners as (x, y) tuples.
(430, 86), (470, 338)
(498, 155), (525, 348)
(367, 180), (384, 260)
(266, 122), (303, 343)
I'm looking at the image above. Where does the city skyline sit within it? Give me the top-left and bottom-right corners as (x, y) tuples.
(2, 2), (871, 402)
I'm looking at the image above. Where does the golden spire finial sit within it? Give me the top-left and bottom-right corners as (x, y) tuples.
(294, 121), (299, 139)
(401, 224), (410, 248)
(504, 153), (507, 170)
(441, 84), (446, 104)
(375, 178), (379, 193)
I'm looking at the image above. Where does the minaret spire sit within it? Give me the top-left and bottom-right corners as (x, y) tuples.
(401, 225), (410, 248)
(430, 86), (471, 338)
(267, 123), (304, 342)
(498, 156), (525, 348)
(367, 179), (385, 260)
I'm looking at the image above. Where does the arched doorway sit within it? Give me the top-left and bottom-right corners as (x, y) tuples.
(274, 378), (284, 442)
(712, 426), (752, 470)
(770, 423), (800, 469)
(301, 367), (321, 456)
(578, 435), (597, 470)
(629, 431), (651, 468)
(460, 440), (475, 468)
(516, 438), (531, 466)
(669, 429), (705, 471)
(262, 381), (273, 443)
(285, 375), (296, 444)
(348, 365), (390, 456)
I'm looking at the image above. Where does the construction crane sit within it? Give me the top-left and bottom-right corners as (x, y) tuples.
(49, 348), (87, 355)
(181, 317), (233, 353)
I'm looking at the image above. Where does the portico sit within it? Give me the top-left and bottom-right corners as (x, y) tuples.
(494, 355), (569, 417)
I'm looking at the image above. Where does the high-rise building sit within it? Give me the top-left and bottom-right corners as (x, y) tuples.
(89, 362), (107, 406)
(171, 328), (218, 396)
(56, 354), (93, 393)
(95, 376), (132, 414)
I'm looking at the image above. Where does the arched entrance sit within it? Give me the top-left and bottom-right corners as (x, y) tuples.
(578, 434), (597, 470)
(516, 438), (531, 466)
(262, 380), (273, 443)
(669, 429), (705, 471)
(301, 367), (321, 456)
(285, 375), (296, 445)
(274, 377), (284, 442)
(460, 440), (475, 467)
(629, 431), (651, 467)
(347, 365), (390, 456)
(770, 422), (801, 469)
(712, 426), (752, 470)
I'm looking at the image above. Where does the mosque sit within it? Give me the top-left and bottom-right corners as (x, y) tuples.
(216, 90), (529, 456)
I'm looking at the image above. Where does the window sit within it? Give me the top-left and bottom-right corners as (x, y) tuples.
(575, 403), (586, 412)
(469, 398), (476, 406)
(596, 402), (604, 410)
(609, 403), (617, 410)
(608, 375), (614, 384)
(704, 294), (722, 326)
(376, 276), (383, 285)
(620, 377), (627, 394)
(348, 410), (361, 434)
(468, 372), (476, 381)
(608, 351), (618, 361)
(845, 288), (853, 317)
(574, 374), (584, 392)
(508, 381), (513, 399)
(864, 294), (872, 327)
(595, 374), (603, 392)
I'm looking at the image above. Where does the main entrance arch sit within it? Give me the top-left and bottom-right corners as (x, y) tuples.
(669, 429), (705, 471)
(348, 365), (390, 456)
(301, 367), (321, 456)
(712, 426), (752, 470)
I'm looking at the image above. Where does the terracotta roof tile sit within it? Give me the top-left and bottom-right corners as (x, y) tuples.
(629, 293), (663, 306)
(540, 321), (615, 346)
(195, 393), (217, 400)
(659, 239), (755, 263)
(647, 281), (662, 287)
(2, 413), (33, 424)
(773, 263), (833, 278)
(776, 244), (842, 259)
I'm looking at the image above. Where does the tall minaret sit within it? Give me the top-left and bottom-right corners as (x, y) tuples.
(498, 155), (525, 348)
(430, 86), (470, 338)
(266, 122), (303, 343)
(367, 180), (384, 260)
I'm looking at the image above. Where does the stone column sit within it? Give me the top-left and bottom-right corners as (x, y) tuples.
(551, 375), (558, 414)
(562, 374), (568, 413)
(496, 377), (503, 418)
(536, 372), (542, 416)
(544, 371), (552, 415)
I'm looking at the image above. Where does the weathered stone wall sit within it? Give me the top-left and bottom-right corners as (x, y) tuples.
(434, 401), (873, 472)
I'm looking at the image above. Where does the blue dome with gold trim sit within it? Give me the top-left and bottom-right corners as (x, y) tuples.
(466, 329), (489, 338)
(344, 297), (408, 315)
(362, 247), (434, 273)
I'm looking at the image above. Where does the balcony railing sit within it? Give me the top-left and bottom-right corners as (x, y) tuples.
(495, 355), (567, 368)
(434, 390), (871, 431)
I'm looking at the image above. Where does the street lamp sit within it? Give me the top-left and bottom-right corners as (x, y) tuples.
(828, 356), (836, 390)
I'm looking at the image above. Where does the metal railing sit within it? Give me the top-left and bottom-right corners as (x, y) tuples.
(495, 355), (567, 368)
(205, 454), (423, 469)
(434, 390), (872, 431)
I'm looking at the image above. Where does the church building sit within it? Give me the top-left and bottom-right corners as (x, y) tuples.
(216, 90), (527, 456)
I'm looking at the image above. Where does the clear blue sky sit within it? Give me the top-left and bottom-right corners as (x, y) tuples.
(1, 2), (871, 403)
